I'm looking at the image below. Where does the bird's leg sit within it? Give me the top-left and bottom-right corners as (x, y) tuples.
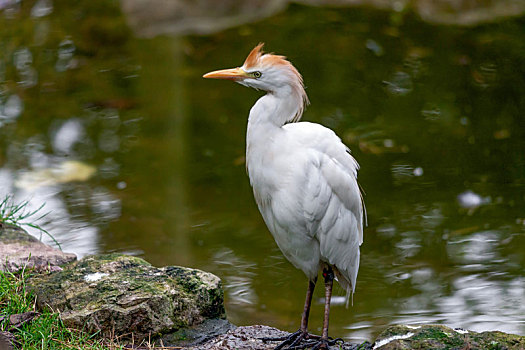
(300, 278), (316, 334)
(284, 268), (343, 350)
(309, 266), (343, 350)
(260, 278), (317, 349)
(320, 267), (334, 347)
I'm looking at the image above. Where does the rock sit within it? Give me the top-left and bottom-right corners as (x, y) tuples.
(162, 318), (236, 347)
(374, 324), (525, 349)
(0, 331), (15, 350)
(188, 325), (372, 350)
(7, 312), (39, 329)
(0, 223), (76, 272)
(189, 324), (524, 350)
(189, 325), (290, 350)
(26, 253), (226, 341)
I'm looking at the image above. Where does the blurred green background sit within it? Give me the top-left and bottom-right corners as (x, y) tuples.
(1, 0), (524, 342)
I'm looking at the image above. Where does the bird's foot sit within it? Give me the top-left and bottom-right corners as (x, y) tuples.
(289, 337), (343, 350)
(260, 330), (343, 350)
(307, 337), (344, 350)
(260, 329), (307, 349)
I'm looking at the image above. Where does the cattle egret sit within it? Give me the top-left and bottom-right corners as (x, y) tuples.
(203, 43), (365, 350)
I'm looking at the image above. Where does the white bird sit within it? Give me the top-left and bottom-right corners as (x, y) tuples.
(203, 43), (365, 350)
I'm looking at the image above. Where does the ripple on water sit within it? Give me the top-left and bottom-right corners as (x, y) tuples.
(383, 71), (413, 96)
(436, 275), (525, 333)
(212, 248), (258, 307)
(447, 230), (501, 266)
(30, 0), (53, 18)
(1, 94), (23, 121)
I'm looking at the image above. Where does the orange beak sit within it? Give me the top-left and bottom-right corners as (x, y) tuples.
(203, 67), (248, 81)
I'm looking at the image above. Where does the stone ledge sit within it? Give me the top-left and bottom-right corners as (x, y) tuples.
(0, 223), (76, 272)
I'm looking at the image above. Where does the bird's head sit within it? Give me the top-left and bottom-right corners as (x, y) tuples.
(203, 43), (308, 119)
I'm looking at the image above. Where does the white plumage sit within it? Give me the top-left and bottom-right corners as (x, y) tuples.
(248, 120), (363, 294)
(204, 43), (365, 349)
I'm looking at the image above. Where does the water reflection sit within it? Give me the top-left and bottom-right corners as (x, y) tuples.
(390, 162), (425, 185)
(55, 39), (76, 72)
(14, 160), (95, 190)
(3, 171), (100, 255)
(13, 47), (38, 88)
(0, 94), (23, 125)
(30, 0), (52, 18)
(448, 231), (501, 265)
(420, 103), (441, 121)
(213, 248), (258, 307)
(90, 187), (121, 221)
(395, 232), (422, 259)
(457, 190), (490, 212)
(384, 71), (413, 96)
(437, 275), (525, 332)
(51, 119), (85, 155)
(365, 39), (384, 57)
(473, 62), (498, 89)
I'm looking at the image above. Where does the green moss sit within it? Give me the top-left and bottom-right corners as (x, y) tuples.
(197, 281), (226, 319)
(165, 266), (202, 294)
(375, 325), (525, 350)
(408, 327), (470, 349)
(468, 330), (525, 350)
(411, 326), (449, 341)
(376, 325), (415, 339)
(73, 253), (151, 270)
(26, 254), (226, 340)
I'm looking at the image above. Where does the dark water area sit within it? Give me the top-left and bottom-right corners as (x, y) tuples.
(1, 0), (524, 342)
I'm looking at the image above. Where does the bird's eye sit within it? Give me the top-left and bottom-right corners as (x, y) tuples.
(252, 71), (262, 79)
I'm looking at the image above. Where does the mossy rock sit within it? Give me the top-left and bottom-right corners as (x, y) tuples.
(374, 324), (525, 349)
(27, 253), (226, 340)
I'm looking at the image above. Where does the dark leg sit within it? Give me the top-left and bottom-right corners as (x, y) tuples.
(318, 267), (334, 349)
(310, 266), (343, 350)
(300, 278), (316, 333)
(261, 269), (344, 349)
(260, 278), (318, 349)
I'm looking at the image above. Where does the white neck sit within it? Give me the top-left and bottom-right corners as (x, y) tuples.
(245, 92), (290, 173)
(245, 87), (306, 179)
(250, 86), (302, 124)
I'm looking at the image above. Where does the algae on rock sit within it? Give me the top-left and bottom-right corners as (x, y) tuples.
(27, 253), (226, 340)
(374, 324), (525, 350)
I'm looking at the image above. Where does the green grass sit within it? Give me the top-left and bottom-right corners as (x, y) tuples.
(0, 195), (61, 249)
(0, 267), (127, 349)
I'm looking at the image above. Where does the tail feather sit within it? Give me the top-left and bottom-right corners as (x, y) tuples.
(333, 266), (354, 308)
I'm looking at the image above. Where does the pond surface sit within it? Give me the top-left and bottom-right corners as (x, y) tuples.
(1, 0), (524, 343)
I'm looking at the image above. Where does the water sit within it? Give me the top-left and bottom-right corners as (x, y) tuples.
(1, 1), (524, 343)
